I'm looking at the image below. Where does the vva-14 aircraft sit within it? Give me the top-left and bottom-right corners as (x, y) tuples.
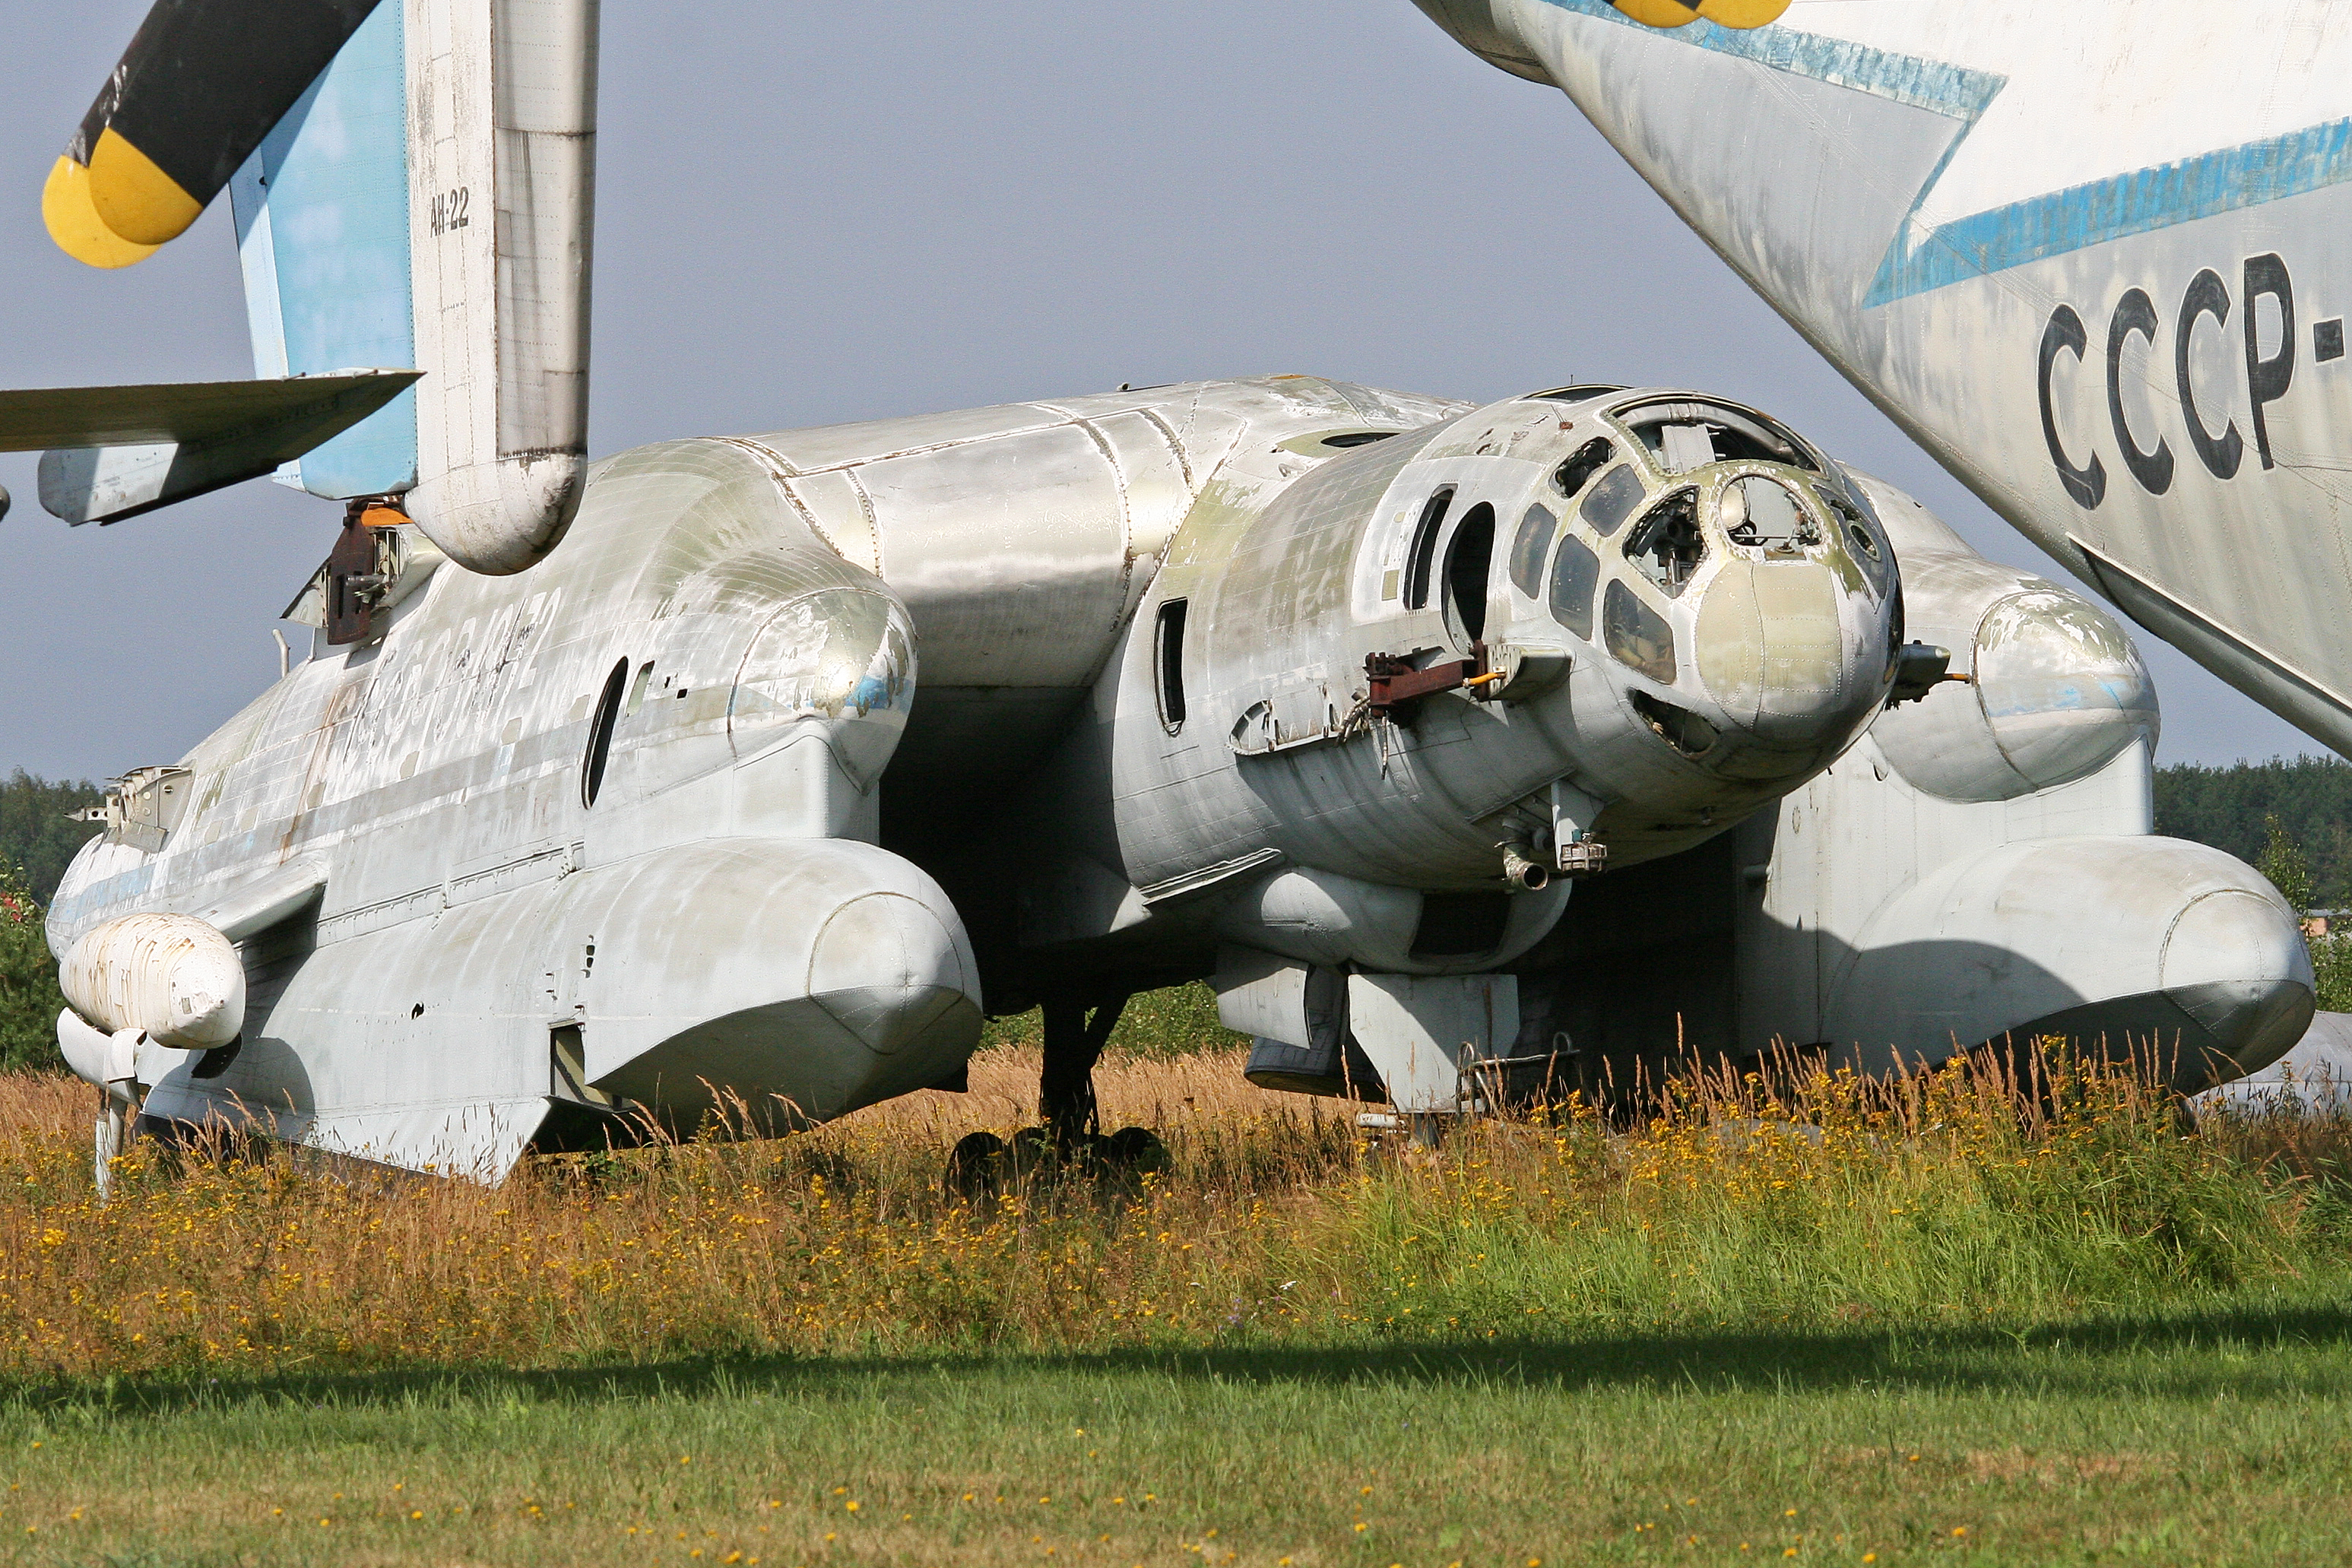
(12, 0), (2318, 1180)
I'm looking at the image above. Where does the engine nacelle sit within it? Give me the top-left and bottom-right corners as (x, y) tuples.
(59, 912), (244, 1053)
(1856, 472), (2157, 802)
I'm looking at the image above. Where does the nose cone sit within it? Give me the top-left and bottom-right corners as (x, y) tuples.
(1689, 556), (1887, 778)
(2157, 887), (2316, 1087)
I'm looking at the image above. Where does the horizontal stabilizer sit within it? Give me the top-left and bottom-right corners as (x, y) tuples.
(0, 370), (417, 524)
(56, 0), (595, 566)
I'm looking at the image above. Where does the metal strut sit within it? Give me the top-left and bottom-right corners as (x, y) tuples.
(1038, 994), (1130, 1148)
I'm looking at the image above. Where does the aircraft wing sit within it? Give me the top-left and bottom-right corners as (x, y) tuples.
(0, 370), (419, 524)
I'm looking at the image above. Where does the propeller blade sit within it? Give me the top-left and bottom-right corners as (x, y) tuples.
(46, 0), (386, 266)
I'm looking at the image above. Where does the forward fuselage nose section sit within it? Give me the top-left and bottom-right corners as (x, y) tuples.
(1116, 388), (1902, 905)
(1420, 389), (1900, 834)
(1580, 395), (1897, 786)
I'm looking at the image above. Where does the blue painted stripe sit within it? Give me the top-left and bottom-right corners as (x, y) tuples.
(1532, 0), (2352, 307)
(1533, 0), (2002, 119)
(1867, 118), (2352, 304)
(227, 0), (415, 499)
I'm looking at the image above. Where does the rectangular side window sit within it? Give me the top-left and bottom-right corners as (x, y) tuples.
(1155, 598), (1189, 730)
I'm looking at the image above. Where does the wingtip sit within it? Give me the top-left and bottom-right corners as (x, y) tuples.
(1612, 1), (1701, 27)
(1703, 0), (1790, 26)
(1611, 0), (1789, 29)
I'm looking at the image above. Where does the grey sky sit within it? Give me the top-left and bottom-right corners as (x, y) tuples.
(0, 0), (2319, 781)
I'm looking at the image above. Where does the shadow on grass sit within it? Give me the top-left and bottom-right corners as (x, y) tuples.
(10, 1300), (2352, 1421)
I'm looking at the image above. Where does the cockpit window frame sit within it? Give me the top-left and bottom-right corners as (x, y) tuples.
(1624, 486), (1708, 598)
(1508, 502), (1557, 600)
(1548, 531), (1600, 641)
(1578, 464), (1646, 538)
(1607, 396), (1823, 475)
(1720, 473), (1820, 555)
(1815, 475), (1896, 599)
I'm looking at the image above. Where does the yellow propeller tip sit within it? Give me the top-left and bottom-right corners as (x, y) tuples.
(1612, 1), (1700, 26)
(87, 127), (202, 246)
(1612, 0), (1789, 28)
(41, 155), (160, 270)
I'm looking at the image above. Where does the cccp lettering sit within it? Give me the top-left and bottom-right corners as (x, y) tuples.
(2038, 252), (2297, 507)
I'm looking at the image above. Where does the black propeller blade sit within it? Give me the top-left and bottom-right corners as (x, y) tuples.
(45, 0), (387, 268)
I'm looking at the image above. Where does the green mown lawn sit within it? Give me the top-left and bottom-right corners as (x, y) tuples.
(4, 1297), (2348, 1567)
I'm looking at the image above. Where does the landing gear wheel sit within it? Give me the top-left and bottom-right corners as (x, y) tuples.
(1102, 1125), (1170, 1174)
(947, 1124), (1169, 1190)
(945, 1130), (1010, 1197)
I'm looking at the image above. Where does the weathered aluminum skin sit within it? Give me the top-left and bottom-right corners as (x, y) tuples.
(729, 375), (1469, 785)
(401, 0), (600, 573)
(987, 383), (1901, 995)
(52, 424), (975, 1175)
(1736, 480), (2309, 1089)
(1414, 0), (2352, 754)
(49, 375), (1903, 1173)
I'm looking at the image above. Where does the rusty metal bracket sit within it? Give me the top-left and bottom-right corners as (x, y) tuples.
(325, 496), (413, 646)
(1365, 641), (1494, 716)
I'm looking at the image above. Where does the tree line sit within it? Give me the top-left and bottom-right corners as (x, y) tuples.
(0, 771), (100, 1071)
(2154, 754), (2352, 909)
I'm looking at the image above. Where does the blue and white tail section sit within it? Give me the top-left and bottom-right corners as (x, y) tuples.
(401, 0), (601, 575)
(36, 0), (598, 576)
(233, 0), (601, 572)
(228, 0), (418, 502)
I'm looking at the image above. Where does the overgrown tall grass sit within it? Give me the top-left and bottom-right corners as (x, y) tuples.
(0, 1044), (2346, 1382)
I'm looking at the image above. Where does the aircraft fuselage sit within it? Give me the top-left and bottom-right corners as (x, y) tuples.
(52, 375), (1901, 1173)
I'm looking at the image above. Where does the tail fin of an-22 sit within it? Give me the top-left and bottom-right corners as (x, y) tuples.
(32, 0), (598, 575)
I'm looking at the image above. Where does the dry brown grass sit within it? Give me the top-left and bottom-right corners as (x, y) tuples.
(0, 1047), (1368, 1377)
(0, 1044), (2346, 1383)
